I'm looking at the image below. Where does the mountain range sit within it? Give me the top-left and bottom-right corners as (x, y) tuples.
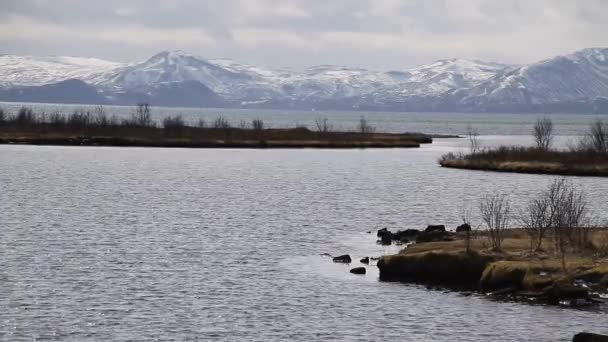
(1, 48), (608, 113)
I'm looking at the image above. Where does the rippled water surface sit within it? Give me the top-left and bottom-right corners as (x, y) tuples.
(1, 112), (608, 341)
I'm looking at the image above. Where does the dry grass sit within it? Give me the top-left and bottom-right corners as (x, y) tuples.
(381, 229), (608, 291)
(0, 125), (428, 149)
(440, 146), (608, 177)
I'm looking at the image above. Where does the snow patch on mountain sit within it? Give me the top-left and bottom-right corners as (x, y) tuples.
(0, 54), (122, 87)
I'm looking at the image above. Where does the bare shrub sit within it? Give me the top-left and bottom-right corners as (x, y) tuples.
(15, 107), (36, 126)
(67, 109), (90, 127)
(163, 115), (186, 129)
(546, 178), (589, 261)
(587, 119), (607, 154)
(315, 117), (333, 133)
(197, 118), (207, 128)
(466, 123), (480, 153)
(357, 116), (375, 134)
(519, 192), (552, 251)
(213, 116), (231, 129)
(533, 117), (554, 151)
(252, 118), (264, 131)
(92, 105), (110, 126)
(0, 107), (6, 124)
(460, 206), (474, 253)
(127, 103), (153, 128)
(480, 193), (511, 251)
(49, 112), (66, 126)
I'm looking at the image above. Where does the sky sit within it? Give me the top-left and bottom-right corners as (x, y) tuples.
(1, 0), (608, 70)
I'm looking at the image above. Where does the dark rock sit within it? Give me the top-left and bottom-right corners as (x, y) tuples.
(333, 254), (352, 263)
(416, 230), (449, 243)
(360, 257), (370, 264)
(350, 267), (366, 275)
(540, 284), (590, 305)
(399, 236), (410, 244)
(379, 234), (392, 245)
(377, 228), (391, 238)
(425, 225), (446, 233)
(573, 332), (608, 342)
(393, 229), (420, 240)
(456, 224), (472, 232)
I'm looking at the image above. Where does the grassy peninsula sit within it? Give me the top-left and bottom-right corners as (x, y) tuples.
(377, 179), (608, 306)
(440, 118), (608, 177)
(0, 105), (433, 149)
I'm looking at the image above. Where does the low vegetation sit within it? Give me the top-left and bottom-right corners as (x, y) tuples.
(378, 179), (608, 306)
(440, 118), (608, 177)
(0, 105), (432, 149)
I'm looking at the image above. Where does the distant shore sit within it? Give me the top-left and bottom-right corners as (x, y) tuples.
(0, 130), (429, 149)
(0, 105), (460, 149)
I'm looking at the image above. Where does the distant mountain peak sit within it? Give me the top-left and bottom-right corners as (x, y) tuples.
(1, 47), (607, 113)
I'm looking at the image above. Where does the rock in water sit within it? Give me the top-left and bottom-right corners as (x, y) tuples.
(333, 255), (352, 263)
(360, 257), (370, 264)
(573, 332), (608, 342)
(350, 267), (366, 275)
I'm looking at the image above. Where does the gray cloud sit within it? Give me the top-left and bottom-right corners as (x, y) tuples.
(1, 0), (607, 69)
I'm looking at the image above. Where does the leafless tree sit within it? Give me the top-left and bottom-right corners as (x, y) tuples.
(588, 119), (607, 154)
(93, 105), (109, 126)
(213, 116), (231, 129)
(466, 123), (480, 153)
(197, 118), (207, 128)
(547, 178), (589, 263)
(357, 116), (375, 134)
(0, 107), (6, 124)
(460, 206), (474, 253)
(315, 117), (333, 133)
(533, 117), (554, 151)
(252, 118), (264, 131)
(519, 194), (552, 252)
(131, 103), (153, 127)
(480, 193), (511, 251)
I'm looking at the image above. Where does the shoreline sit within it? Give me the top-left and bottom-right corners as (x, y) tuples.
(0, 135), (425, 149)
(374, 227), (608, 307)
(0, 123), (444, 149)
(440, 159), (608, 177)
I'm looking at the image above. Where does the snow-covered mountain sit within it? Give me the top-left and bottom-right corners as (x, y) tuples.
(463, 48), (608, 111)
(0, 54), (121, 88)
(1, 48), (607, 113)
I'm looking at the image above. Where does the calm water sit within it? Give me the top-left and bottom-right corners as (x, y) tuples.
(1, 110), (608, 341)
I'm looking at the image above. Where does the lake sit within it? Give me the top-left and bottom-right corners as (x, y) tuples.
(1, 107), (607, 341)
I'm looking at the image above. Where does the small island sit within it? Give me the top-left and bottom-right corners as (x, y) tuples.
(440, 118), (608, 177)
(0, 105), (437, 149)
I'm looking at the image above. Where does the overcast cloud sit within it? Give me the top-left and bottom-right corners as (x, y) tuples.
(1, 0), (607, 69)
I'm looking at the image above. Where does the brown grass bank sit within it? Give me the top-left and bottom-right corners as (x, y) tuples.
(378, 229), (608, 304)
(0, 122), (432, 149)
(439, 147), (608, 177)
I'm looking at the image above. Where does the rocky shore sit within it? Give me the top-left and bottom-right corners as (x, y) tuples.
(375, 227), (608, 307)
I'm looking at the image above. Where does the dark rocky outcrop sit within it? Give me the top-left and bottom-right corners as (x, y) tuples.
(425, 225), (446, 233)
(378, 251), (495, 288)
(573, 333), (608, 342)
(376, 228), (420, 245)
(333, 255), (352, 263)
(350, 267), (366, 275)
(456, 224), (472, 232)
(360, 257), (370, 264)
